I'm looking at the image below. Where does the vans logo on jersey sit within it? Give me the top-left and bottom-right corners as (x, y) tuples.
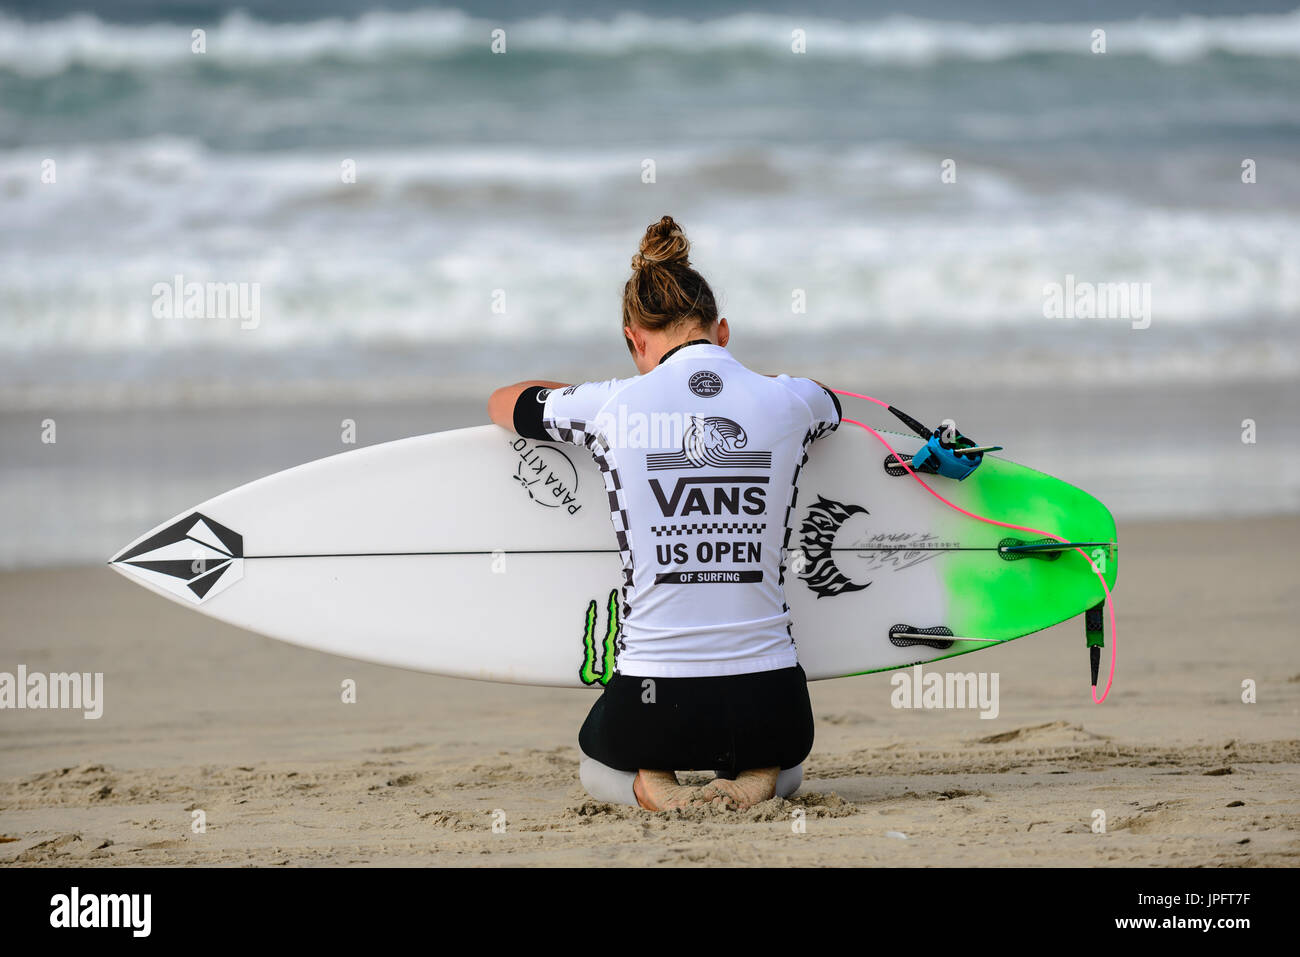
(648, 475), (768, 518)
(688, 370), (723, 398)
(646, 416), (772, 471)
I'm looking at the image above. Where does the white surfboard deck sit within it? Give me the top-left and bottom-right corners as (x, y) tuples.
(110, 424), (1116, 686)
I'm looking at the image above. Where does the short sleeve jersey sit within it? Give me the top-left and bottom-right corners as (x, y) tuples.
(516, 342), (840, 678)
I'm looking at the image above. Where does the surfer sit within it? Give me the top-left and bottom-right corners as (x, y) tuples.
(489, 216), (841, 810)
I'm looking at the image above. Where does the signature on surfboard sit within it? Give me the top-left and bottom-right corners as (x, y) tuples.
(845, 532), (960, 572)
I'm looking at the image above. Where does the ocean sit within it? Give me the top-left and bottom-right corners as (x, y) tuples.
(2, 1), (1298, 566)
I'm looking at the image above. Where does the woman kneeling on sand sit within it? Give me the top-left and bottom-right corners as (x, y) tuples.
(489, 216), (840, 810)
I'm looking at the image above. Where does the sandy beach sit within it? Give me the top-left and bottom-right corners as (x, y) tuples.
(3, 0), (1299, 882)
(1, 515), (1296, 867)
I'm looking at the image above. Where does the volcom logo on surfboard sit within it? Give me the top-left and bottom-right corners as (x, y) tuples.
(646, 416), (771, 471)
(109, 512), (243, 604)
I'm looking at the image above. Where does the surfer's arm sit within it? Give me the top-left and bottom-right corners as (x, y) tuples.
(488, 381), (571, 435)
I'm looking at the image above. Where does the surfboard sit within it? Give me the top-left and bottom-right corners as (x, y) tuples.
(109, 422), (1118, 686)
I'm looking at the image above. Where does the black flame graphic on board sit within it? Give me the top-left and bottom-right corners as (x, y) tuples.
(797, 496), (870, 599)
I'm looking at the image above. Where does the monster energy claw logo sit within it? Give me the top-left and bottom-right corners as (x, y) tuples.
(579, 589), (620, 686)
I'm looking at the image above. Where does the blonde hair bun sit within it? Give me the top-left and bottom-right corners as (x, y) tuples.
(631, 215), (691, 271)
(621, 214), (717, 352)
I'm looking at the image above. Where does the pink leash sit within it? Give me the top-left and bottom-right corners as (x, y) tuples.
(830, 388), (1116, 703)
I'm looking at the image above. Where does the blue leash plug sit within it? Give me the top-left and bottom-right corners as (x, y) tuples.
(885, 406), (1002, 481)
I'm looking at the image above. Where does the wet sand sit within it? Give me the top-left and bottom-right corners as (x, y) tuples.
(1, 516), (1297, 866)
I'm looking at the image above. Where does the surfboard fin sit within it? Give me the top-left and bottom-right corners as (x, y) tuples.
(999, 539), (1114, 560)
(884, 452), (938, 477)
(1085, 601), (1105, 687)
(889, 624), (955, 650)
(889, 625), (1005, 649)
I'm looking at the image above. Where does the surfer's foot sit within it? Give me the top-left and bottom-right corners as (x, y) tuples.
(634, 769), (726, 811)
(703, 767), (780, 809)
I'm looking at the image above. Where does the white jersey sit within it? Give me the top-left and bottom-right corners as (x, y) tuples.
(537, 342), (841, 678)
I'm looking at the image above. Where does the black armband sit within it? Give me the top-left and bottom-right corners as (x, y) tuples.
(513, 386), (552, 440)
